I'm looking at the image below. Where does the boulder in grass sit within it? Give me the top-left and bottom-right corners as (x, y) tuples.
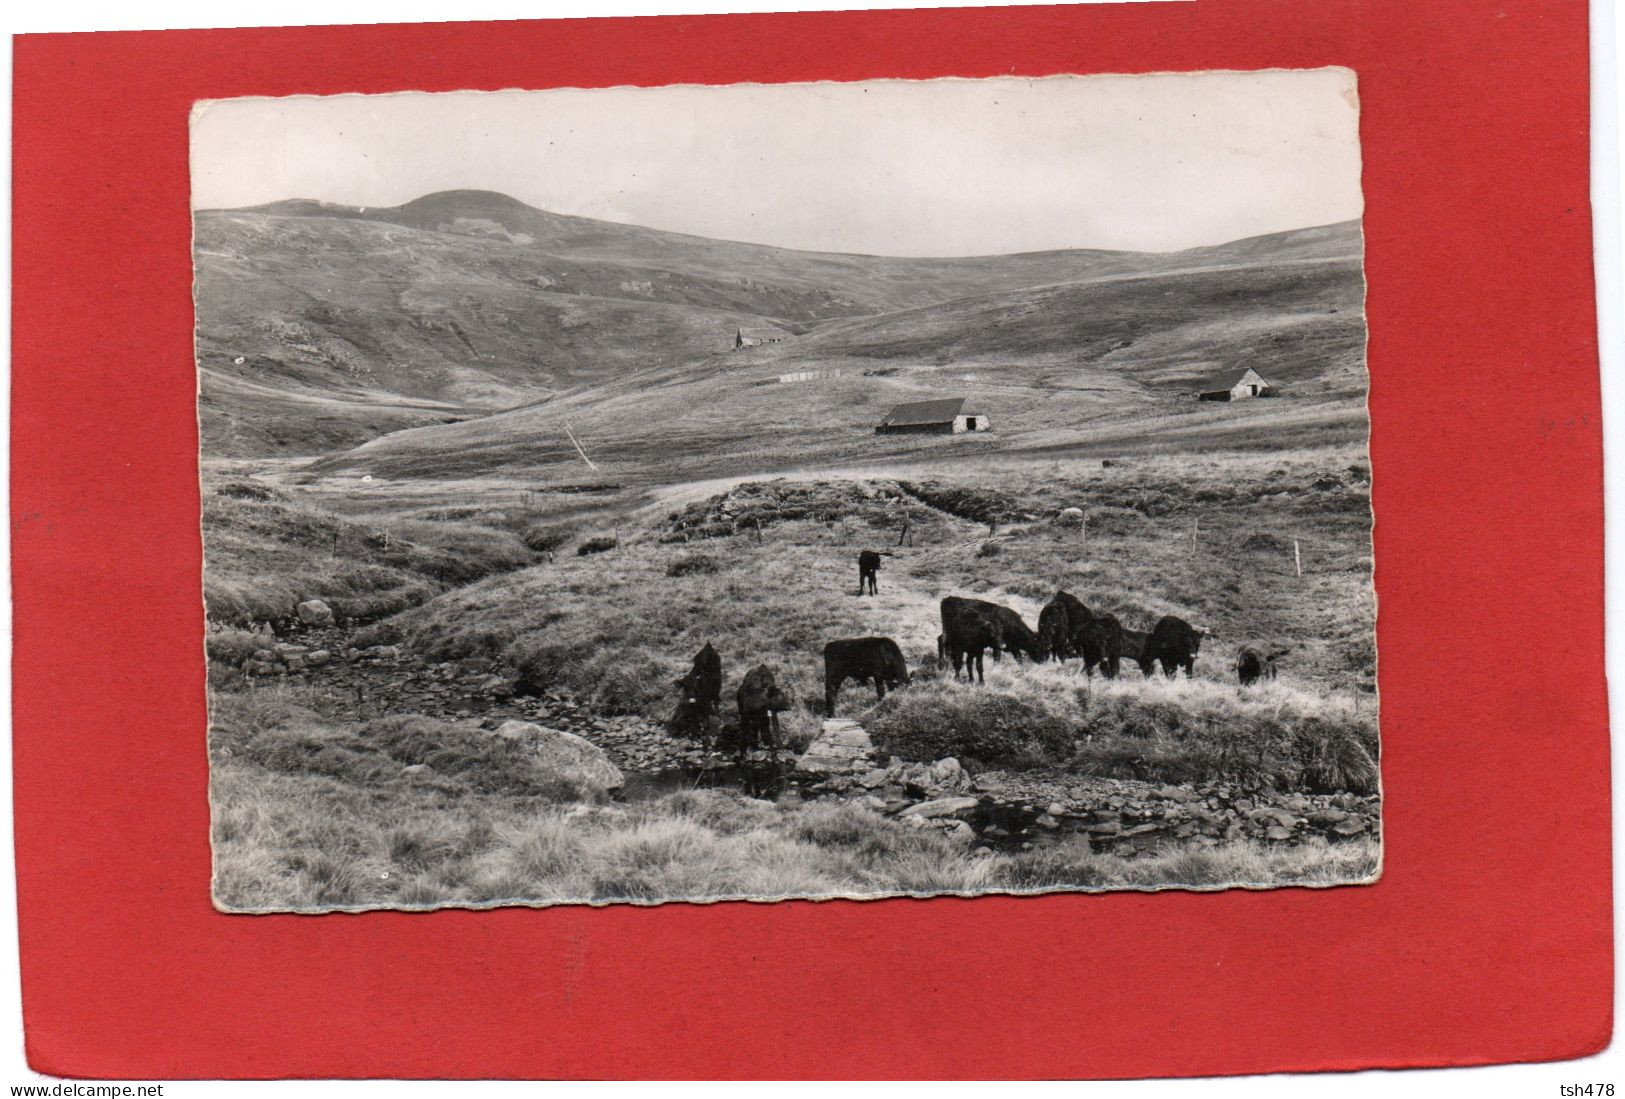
(297, 599), (334, 626)
(1055, 507), (1085, 527)
(492, 720), (624, 795)
(796, 719), (876, 774)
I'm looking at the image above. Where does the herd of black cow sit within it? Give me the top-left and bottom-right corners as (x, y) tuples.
(665, 550), (1294, 758)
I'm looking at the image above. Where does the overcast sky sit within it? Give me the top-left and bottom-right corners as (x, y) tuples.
(191, 70), (1362, 256)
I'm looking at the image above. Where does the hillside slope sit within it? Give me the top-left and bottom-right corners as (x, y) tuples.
(194, 190), (1361, 457)
(316, 250), (1367, 481)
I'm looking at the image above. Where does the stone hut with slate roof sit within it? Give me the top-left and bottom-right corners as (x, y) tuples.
(874, 397), (989, 435)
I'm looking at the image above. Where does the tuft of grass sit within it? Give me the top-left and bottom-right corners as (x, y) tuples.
(994, 834), (1379, 891)
(211, 761), (1377, 913)
(577, 536), (618, 556)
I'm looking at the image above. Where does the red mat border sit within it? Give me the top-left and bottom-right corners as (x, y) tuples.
(10, 0), (1611, 1079)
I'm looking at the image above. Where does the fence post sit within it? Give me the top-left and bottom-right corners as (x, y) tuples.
(1294, 539), (1303, 577)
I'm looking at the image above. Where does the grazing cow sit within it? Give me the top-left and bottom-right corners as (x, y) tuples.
(733, 664), (791, 756)
(1115, 625), (1151, 677)
(666, 642), (722, 743)
(1139, 615), (1203, 678)
(1038, 601), (1073, 661)
(824, 637), (910, 713)
(1236, 641), (1291, 686)
(940, 598), (1002, 685)
(987, 604), (1049, 665)
(940, 596), (1048, 684)
(856, 550), (883, 596)
(1042, 589), (1098, 663)
(1081, 613), (1124, 679)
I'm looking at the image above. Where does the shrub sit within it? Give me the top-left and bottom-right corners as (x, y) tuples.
(895, 480), (1027, 525)
(666, 553), (722, 577)
(867, 683), (1078, 767)
(577, 536), (618, 556)
(213, 480), (285, 502)
(206, 623), (274, 667)
(522, 525), (571, 553)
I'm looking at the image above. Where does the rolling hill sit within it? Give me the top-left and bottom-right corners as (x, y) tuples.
(309, 240), (1367, 482)
(193, 190), (1362, 457)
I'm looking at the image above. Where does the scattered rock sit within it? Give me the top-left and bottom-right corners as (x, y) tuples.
(971, 770), (1009, 793)
(900, 796), (980, 820)
(296, 599), (334, 626)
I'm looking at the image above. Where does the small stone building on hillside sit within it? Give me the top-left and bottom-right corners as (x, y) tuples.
(875, 397), (990, 435)
(1197, 367), (1277, 402)
(734, 326), (788, 350)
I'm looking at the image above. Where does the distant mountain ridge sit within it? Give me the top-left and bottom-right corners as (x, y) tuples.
(193, 189), (1363, 457)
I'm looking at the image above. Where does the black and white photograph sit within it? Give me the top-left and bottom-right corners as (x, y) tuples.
(195, 70), (1379, 912)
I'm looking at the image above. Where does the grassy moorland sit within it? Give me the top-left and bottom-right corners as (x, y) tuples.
(200, 474), (535, 625)
(352, 443), (1375, 710)
(200, 193), (1375, 904)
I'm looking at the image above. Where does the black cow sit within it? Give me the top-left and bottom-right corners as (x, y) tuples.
(1053, 590), (1093, 647)
(1042, 589), (1099, 663)
(1139, 615), (1203, 678)
(1082, 613), (1124, 679)
(857, 550), (883, 596)
(731, 664), (791, 757)
(666, 642), (723, 743)
(1236, 641), (1291, 686)
(940, 596), (1048, 684)
(1038, 601), (1074, 661)
(1115, 625), (1152, 677)
(824, 637), (909, 713)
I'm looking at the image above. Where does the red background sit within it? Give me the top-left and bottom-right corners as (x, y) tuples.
(10, 0), (1611, 1079)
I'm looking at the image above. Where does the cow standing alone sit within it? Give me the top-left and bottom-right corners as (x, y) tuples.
(857, 550), (882, 596)
(1236, 641), (1290, 686)
(824, 637), (909, 713)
